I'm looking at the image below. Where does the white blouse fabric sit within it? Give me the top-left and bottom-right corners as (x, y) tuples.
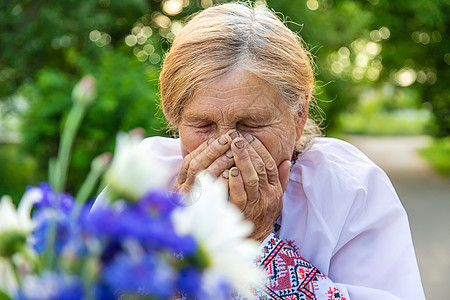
(103, 136), (426, 299)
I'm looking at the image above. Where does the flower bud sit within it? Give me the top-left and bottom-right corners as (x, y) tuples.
(91, 152), (112, 174)
(71, 75), (97, 106)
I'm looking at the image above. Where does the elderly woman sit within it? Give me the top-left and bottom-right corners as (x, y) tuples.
(104, 2), (425, 299)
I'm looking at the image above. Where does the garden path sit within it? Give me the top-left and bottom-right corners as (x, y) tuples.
(347, 135), (450, 300)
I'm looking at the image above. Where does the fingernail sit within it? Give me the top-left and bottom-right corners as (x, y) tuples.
(244, 133), (254, 143)
(225, 149), (233, 159)
(234, 139), (245, 149)
(218, 135), (228, 145)
(207, 137), (215, 145)
(227, 130), (239, 140)
(230, 167), (239, 177)
(222, 169), (230, 179)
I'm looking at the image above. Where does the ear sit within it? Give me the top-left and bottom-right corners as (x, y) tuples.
(295, 94), (309, 141)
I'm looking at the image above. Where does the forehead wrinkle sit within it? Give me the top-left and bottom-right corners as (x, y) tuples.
(182, 102), (276, 125)
(197, 83), (265, 95)
(195, 91), (264, 103)
(182, 102), (223, 122)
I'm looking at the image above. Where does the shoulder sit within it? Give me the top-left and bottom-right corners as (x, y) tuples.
(138, 135), (183, 165)
(139, 136), (182, 157)
(286, 137), (402, 237)
(139, 136), (183, 189)
(291, 137), (386, 188)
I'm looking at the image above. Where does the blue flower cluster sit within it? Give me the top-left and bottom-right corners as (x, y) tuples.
(19, 183), (207, 299)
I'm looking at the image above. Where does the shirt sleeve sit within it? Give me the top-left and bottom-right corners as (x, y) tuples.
(286, 138), (425, 299)
(325, 166), (424, 299)
(249, 233), (350, 300)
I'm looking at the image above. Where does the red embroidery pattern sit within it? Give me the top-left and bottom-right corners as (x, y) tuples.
(327, 287), (347, 300)
(240, 235), (347, 300)
(285, 239), (299, 253)
(256, 237), (320, 299)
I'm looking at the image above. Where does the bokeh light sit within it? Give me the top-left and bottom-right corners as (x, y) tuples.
(201, 0), (213, 8)
(89, 30), (111, 47)
(444, 53), (450, 65)
(125, 35), (137, 47)
(370, 27), (390, 41)
(306, 0), (319, 11)
(395, 68), (416, 87)
(162, 0), (183, 16)
(171, 20), (184, 36)
(153, 13), (171, 28)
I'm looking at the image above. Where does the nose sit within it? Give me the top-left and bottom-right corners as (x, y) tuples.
(218, 128), (240, 140)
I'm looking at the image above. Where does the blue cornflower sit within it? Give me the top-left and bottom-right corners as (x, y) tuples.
(177, 266), (203, 298)
(103, 253), (176, 299)
(94, 282), (116, 300)
(31, 209), (73, 255)
(29, 182), (75, 214)
(84, 201), (196, 255)
(137, 190), (178, 218)
(30, 203), (92, 256)
(16, 272), (84, 300)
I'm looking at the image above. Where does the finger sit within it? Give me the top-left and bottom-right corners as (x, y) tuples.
(245, 143), (268, 183)
(244, 133), (279, 186)
(228, 167), (247, 211)
(175, 138), (211, 188)
(231, 137), (259, 202)
(205, 149), (235, 177)
(216, 170), (230, 194)
(184, 133), (233, 187)
(278, 160), (291, 193)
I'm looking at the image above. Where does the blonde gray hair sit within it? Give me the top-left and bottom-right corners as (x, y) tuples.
(160, 2), (321, 151)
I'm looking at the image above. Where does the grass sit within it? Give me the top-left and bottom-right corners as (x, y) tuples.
(338, 109), (430, 136)
(420, 137), (450, 176)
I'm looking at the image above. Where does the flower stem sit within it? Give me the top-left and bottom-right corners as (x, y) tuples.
(80, 257), (97, 300)
(52, 102), (87, 193)
(42, 216), (57, 270)
(78, 154), (110, 205)
(21, 246), (42, 274)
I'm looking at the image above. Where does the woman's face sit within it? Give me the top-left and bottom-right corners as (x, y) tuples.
(178, 69), (306, 167)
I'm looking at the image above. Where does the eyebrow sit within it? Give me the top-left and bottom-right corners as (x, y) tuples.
(182, 108), (276, 124)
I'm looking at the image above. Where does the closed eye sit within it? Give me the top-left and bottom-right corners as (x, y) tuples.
(238, 123), (264, 129)
(198, 123), (214, 128)
(192, 123), (215, 132)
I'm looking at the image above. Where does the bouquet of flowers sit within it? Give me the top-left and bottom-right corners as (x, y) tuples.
(0, 76), (263, 300)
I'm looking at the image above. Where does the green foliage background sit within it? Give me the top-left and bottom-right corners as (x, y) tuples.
(0, 0), (448, 202)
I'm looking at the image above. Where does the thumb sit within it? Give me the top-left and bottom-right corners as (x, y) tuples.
(278, 160), (291, 193)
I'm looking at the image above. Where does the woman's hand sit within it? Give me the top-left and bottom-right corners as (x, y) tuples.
(227, 134), (291, 243)
(173, 130), (238, 194)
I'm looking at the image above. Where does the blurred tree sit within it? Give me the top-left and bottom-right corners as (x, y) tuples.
(0, 0), (150, 96)
(268, 0), (448, 136)
(0, 0), (170, 195)
(361, 0), (449, 137)
(19, 49), (165, 194)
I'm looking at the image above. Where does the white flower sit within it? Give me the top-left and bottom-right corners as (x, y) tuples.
(172, 171), (265, 297)
(0, 193), (38, 247)
(0, 257), (17, 297)
(0, 193), (39, 297)
(104, 132), (170, 201)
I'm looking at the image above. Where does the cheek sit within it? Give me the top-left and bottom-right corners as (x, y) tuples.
(179, 127), (209, 157)
(256, 128), (297, 165)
